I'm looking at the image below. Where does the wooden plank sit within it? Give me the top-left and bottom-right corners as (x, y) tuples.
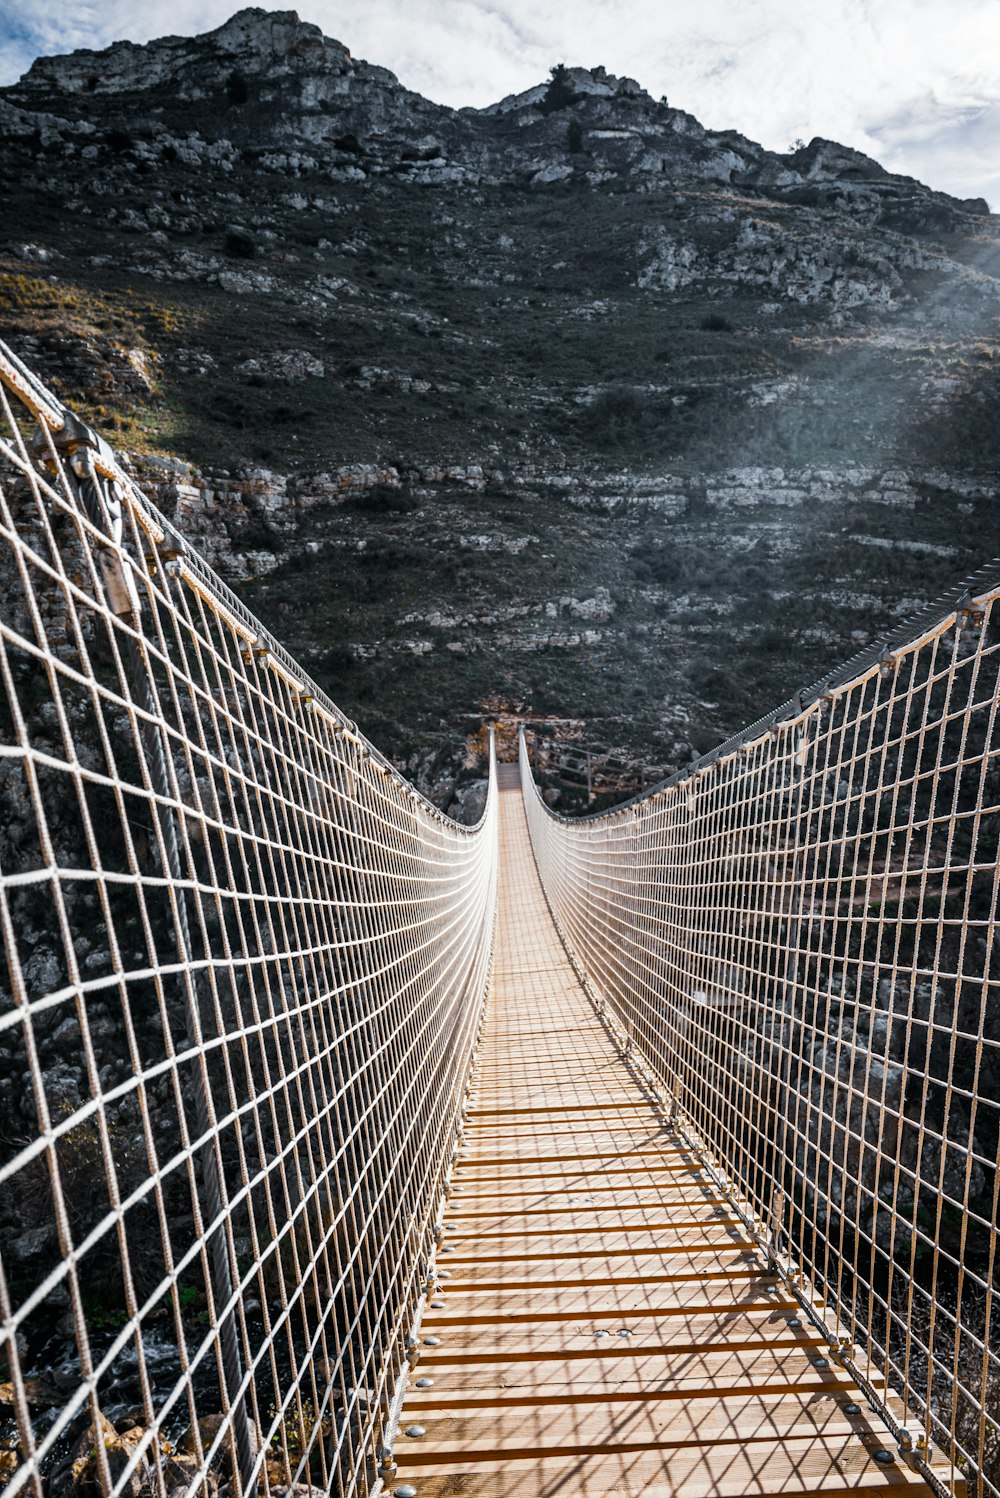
(437, 1247), (767, 1283)
(457, 1147), (688, 1169)
(422, 1290), (794, 1328)
(459, 1129), (677, 1152)
(444, 1184), (730, 1210)
(440, 1208), (745, 1236)
(401, 1349), (888, 1401)
(454, 1171), (715, 1188)
(438, 1237), (757, 1265)
(468, 1101), (659, 1117)
(403, 1345), (864, 1405)
(394, 1389), (895, 1463)
(391, 1438), (937, 1497)
(404, 1371), (858, 1411)
(440, 1246), (757, 1270)
(462, 1114), (671, 1131)
(437, 1268), (775, 1296)
(422, 1299), (804, 1335)
(445, 1198), (731, 1223)
(441, 1221), (749, 1244)
(448, 1162), (721, 1187)
(428, 1281), (789, 1321)
(414, 1308), (825, 1363)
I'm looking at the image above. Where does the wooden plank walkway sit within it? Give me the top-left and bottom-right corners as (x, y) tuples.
(391, 765), (946, 1498)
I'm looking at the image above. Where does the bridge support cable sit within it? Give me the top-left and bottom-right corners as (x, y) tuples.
(520, 571), (1000, 1498)
(0, 342), (498, 1498)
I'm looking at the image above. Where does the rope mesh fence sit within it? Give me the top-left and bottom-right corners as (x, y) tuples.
(0, 343), (498, 1498)
(521, 571), (1000, 1498)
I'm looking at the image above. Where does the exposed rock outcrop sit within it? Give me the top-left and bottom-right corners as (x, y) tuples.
(2, 7), (990, 227)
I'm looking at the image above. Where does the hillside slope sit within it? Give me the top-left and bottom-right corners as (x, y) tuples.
(1, 7), (998, 798)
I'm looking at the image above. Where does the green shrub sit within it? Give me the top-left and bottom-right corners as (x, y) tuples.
(348, 485), (418, 515)
(317, 644), (357, 683)
(581, 385), (649, 448)
(105, 128), (134, 155)
(540, 64), (579, 116)
(224, 230), (256, 260)
(226, 70), (249, 104)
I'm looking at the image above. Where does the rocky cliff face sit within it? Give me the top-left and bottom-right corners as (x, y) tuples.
(6, 11), (989, 227)
(1, 7), (998, 795)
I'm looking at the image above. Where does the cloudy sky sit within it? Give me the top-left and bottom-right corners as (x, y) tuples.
(1, 0), (999, 207)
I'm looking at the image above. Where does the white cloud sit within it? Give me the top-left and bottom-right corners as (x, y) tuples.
(1, 0), (998, 205)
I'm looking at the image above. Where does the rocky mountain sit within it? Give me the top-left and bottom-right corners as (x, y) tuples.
(1, 7), (998, 804)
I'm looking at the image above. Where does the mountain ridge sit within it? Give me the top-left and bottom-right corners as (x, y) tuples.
(4, 7), (991, 226)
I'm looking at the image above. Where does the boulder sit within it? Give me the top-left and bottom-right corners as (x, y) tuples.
(70, 1415), (149, 1498)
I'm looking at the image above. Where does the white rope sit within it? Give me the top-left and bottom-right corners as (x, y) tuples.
(0, 352), (498, 1498)
(521, 598), (1000, 1498)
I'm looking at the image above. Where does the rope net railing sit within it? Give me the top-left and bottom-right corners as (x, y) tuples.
(0, 340), (498, 1498)
(520, 566), (1000, 1498)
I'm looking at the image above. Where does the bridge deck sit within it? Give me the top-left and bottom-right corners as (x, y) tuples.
(391, 767), (943, 1498)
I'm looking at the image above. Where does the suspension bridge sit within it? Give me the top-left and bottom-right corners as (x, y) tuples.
(0, 338), (997, 1498)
